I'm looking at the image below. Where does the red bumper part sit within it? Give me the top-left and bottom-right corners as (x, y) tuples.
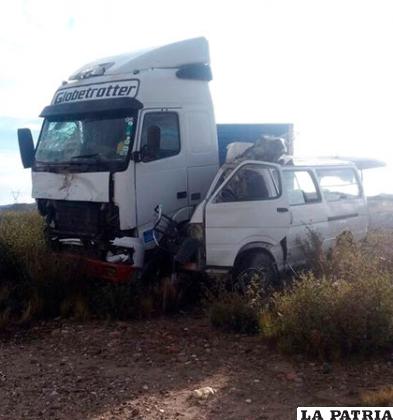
(86, 258), (136, 282)
(63, 254), (136, 282)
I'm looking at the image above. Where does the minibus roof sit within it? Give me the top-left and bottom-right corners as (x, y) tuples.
(291, 157), (356, 167)
(292, 157), (385, 170)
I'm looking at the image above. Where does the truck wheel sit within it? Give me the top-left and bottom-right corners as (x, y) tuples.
(232, 252), (277, 297)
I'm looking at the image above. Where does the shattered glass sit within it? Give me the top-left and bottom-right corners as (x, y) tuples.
(36, 116), (136, 163)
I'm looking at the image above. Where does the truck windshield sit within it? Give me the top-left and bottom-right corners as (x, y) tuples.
(35, 114), (136, 164)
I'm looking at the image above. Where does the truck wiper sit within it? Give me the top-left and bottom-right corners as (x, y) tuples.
(71, 153), (102, 159)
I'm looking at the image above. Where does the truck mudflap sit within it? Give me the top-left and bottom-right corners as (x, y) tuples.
(62, 253), (137, 282)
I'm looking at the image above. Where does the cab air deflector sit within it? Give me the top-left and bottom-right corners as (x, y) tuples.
(40, 98), (143, 119)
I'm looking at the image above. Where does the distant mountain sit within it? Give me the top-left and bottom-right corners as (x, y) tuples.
(0, 202), (37, 213)
(368, 193), (393, 201)
(368, 194), (393, 229)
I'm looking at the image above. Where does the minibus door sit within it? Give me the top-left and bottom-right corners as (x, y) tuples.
(204, 161), (290, 267)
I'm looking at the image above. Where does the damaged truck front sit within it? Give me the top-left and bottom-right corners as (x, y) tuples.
(18, 38), (219, 281)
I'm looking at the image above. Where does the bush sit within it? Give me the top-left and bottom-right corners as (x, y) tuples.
(362, 230), (393, 273)
(261, 234), (393, 358)
(208, 292), (260, 334)
(0, 211), (199, 327)
(0, 211), (91, 324)
(204, 274), (262, 334)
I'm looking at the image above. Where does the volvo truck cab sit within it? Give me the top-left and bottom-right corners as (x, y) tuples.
(18, 38), (219, 280)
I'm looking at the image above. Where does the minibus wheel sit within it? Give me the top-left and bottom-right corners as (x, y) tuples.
(232, 252), (277, 297)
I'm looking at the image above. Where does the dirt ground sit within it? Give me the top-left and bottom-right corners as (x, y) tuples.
(0, 314), (391, 420)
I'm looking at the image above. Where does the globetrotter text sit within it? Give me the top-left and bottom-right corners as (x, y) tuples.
(53, 80), (139, 104)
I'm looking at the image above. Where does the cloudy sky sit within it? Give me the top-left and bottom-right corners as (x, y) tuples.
(1, 0), (393, 203)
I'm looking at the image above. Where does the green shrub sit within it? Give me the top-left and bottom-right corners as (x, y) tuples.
(204, 275), (261, 334)
(0, 212), (44, 322)
(0, 211), (198, 327)
(0, 211), (91, 323)
(362, 230), (393, 273)
(0, 212), (46, 276)
(262, 234), (393, 358)
(297, 229), (327, 276)
(86, 279), (148, 319)
(208, 292), (260, 334)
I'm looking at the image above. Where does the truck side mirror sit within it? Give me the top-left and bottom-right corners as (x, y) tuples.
(17, 128), (35, 168)
(132, 150), (142, 162)
(141, 144), (151, 162)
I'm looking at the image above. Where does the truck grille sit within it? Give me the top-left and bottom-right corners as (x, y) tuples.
(50, 201), (119, 238)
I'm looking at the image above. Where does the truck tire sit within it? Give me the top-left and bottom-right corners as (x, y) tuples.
(232, 252), (277, 296)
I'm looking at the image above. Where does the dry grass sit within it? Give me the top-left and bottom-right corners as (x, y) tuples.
(261, 232), (393, 357)
(205, 230), (393, 352)
(0, 211), (195, 328)
(208, 291), (261, 334)
(204, 273), (265, 335)
(264, 272), (393, 357)
(361, 386), (393, 406)
(3, 208), (393, 361)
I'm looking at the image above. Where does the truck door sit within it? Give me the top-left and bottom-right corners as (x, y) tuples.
(204, 161), (290, 268)
(134, 110), (188, 243)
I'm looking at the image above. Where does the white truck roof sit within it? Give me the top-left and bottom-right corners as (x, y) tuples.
(69, 37), (210, 80)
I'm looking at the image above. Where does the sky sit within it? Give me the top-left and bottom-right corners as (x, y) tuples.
(1, 0), (393, 203)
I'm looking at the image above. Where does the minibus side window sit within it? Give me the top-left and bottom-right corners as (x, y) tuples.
(316, 168), (360, 201)
(210, 167), (234, 195)
(216, 164), (281, 203)
(283, 170), (320, 206)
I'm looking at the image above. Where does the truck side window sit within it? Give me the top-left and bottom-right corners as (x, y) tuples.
(316, 168), (361, 201)
(140, 112), (180, 161)
(217, 164), (280, 202)
(283, 170), (320, 205)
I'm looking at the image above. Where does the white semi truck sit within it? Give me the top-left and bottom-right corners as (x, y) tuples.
(18, 37), (292, 282)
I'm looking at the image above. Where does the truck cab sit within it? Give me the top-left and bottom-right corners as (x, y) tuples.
(18, 38), (218, 278)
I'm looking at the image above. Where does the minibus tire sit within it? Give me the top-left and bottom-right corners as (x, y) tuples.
(232, 252), (277, 296)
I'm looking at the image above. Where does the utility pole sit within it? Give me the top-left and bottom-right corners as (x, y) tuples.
(11, 191), (20, 204)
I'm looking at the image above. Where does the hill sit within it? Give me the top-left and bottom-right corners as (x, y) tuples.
(0, 202), (37, 213)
